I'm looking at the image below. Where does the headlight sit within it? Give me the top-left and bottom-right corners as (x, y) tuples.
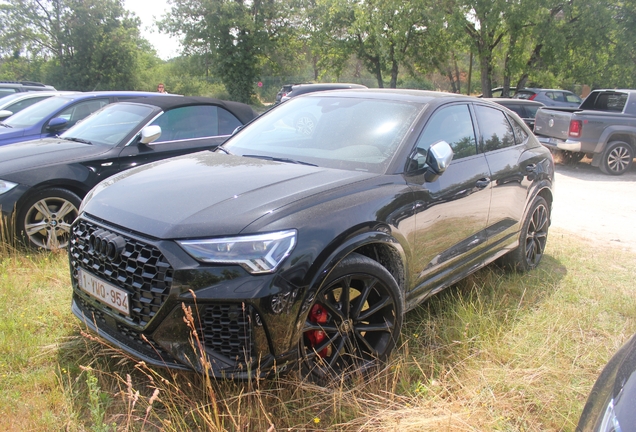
(0, 179), (18, 195)
(177, 230), (297, 274)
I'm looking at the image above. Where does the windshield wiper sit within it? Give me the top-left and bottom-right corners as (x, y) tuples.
(242, 154), (318, 167)
(63, 136), (93, 145)
(0, 123), (12, 128)
(216, 145), (232, 155)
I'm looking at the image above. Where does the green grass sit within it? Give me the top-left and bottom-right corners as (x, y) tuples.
(1, 229), (635, 431)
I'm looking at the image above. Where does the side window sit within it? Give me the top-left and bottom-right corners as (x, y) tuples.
(474, 105), (516, 152)
(58, 99), (109, 127)
(507, 114), (528, 144)
(151, 105), (242, 142)
(413, 104), (476, 169)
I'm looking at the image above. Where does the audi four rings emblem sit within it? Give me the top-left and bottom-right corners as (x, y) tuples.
(89, 229), (126, 261)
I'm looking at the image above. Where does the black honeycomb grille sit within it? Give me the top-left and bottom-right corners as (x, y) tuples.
(198, 304), (254, 364)
(69, 219), (173, 327)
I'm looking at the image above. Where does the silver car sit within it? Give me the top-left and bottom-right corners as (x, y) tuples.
(513, 88), (582, 108)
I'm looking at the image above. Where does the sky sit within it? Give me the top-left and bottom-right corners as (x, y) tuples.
(124, 0), (181, 60)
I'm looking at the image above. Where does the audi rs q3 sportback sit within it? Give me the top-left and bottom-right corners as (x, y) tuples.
(70, 89), (554, 381)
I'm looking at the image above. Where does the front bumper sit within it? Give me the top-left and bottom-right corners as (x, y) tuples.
(69, 214), (304, 378)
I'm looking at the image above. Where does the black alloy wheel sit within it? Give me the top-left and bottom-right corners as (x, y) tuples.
(299, 253), (403, 381)
(600, 141), (633, 175)
(17, 188), (81, 250)
(502, 196), (550, 272)
(559, 151), (585, 166)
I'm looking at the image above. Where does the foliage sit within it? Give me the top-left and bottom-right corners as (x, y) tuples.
(0, 0), (145, 91)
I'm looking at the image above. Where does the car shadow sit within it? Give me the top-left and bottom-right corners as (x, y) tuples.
(554, 158), (636, 182)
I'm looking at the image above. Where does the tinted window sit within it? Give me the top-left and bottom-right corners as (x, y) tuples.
(0, 88), (17, 97)
(415, 104), (477, 167)
(475, 105), (516, 152)
(565, 93), (582, 104)
(508, 114), (528, 144)
(515, 91), (533, 100)
(151, 105), (241, 142)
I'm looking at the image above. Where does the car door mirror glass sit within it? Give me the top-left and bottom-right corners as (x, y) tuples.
(47, 116), (68, 131)
(0, 110), (13, 120)
(140, 125), (162, 144)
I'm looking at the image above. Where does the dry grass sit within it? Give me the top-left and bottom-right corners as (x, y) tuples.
(1, 228), (635, 431)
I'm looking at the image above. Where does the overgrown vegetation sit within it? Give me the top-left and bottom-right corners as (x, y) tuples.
(1, 230), (634, 430)
(2, 0), (636, 102)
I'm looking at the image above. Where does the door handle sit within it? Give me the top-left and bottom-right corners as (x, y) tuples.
(475, 177), (491, 189)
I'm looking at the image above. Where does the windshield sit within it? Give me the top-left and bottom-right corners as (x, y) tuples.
(224, 96), (421, 173)
(3, 95), (72, 128)
(60, 103), (155, 146)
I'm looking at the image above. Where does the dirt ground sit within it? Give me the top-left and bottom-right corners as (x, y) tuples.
(550, 157), (636, 252)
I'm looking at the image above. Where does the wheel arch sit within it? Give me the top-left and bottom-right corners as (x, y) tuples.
(303, 227), (409, 310)
(15, 179), (90, 213)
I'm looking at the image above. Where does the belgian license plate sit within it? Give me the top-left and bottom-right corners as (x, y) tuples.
(78, 268), (130, 316)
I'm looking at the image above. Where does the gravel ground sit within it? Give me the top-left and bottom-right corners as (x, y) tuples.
(550, 158), (636, 252)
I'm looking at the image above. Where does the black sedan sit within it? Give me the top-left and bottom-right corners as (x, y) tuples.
(69, 89), (554, 380)
(0, 96), (258, 249)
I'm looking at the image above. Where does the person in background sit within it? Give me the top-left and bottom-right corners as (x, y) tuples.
(157, 83), (167, 93)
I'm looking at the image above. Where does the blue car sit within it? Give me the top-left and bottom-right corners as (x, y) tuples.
(0, 91), (172, 146)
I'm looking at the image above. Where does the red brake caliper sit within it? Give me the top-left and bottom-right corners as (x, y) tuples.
(306, 303), (330, 357)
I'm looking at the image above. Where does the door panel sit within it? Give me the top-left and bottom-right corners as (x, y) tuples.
(404, 103), (492, 301)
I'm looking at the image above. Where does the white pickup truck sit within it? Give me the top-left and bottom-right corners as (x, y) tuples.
(533, 89), (636, 175)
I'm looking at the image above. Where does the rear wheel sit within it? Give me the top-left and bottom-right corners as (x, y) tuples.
(560, 151), (585, 165)
(501, 196), (550, 272)
(599, 141), (633, 175)
(17, 188), (81, 250)
(299, 253), (403, 382)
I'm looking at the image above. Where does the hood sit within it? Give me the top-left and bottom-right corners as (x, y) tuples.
(0, 125), (26, 144)
(82, 152), (378, 239)
(0, 138), (111, 176)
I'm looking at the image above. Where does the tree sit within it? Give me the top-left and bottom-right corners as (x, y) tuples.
(160, 0), (296, 103)
(0, 0), (144, 90)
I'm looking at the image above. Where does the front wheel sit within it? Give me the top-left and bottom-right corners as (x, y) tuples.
(17, 188), (81, 250)
(501, 196), (550, 272)
(599, 141), (633, 175)
(299, 253), (403, 382)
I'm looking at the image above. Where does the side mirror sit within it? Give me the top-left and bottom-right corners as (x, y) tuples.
(46, 117), (69, 131)
(424, 140), (454, 182)
(140, 125), (162, 144)
(0, 110), (13, 120)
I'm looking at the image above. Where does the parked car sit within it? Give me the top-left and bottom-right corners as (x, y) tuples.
(478, 87), (517, 98)
(275, 83), (302, 104)
(485, 98), (545, 129)
(69, 89), (554, 380)
(0, 91), (167, 147)
(0, 91), (78, 120)
(534, 89), (636, 174)
(577, 333), (636, 431)
(513, 88), (582, 108)
(278, 83), (368, 103)
(0, 95), (258, 250)
(0, 81), (56, 99)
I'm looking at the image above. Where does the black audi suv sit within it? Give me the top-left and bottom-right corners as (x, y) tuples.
(70, 89), (554, 380)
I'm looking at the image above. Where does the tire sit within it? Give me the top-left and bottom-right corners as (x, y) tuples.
(299, 253), (403, 382)
(17, 188), (81, 250)
(599, 141), (633, 176)
(502, 196), (550, 272)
